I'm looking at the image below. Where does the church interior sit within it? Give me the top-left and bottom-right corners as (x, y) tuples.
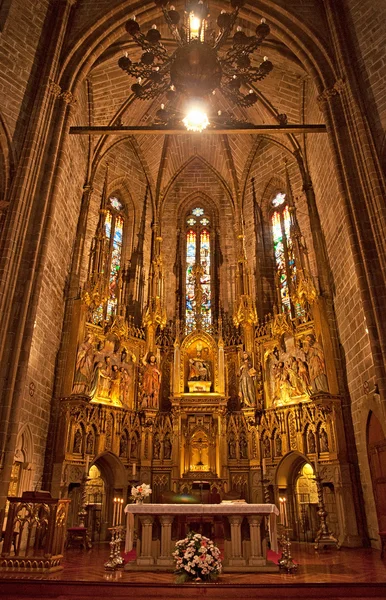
(0, 0), (385, 597)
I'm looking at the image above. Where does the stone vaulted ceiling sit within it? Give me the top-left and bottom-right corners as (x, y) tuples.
(74, 1), (326, 208)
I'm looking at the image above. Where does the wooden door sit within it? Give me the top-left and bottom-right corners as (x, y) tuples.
(367, 412), (386, 530)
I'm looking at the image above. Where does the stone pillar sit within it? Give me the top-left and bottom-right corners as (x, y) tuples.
(137, 515), (155, 566)
(247, 515), (265, 566)
(157, 515), (174, 566)
(227, 515), (246, 567)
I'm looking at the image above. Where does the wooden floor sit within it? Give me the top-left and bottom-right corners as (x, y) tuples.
(1, 542), (386, 599)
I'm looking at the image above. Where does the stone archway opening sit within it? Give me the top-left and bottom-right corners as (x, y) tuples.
(86, 452), (127, 541)
(275, 452), (318, 542)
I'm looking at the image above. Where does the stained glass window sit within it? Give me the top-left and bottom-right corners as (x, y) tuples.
(271, 192), (286, 208)
(200, 229), (211, 329)
(192, 207), (204, 217)
(92, 197), (125, 326)
(272, 203), (292, 312)
(185, 207), (212, 332)
(186, 230), (197, 331)
(110, 196), (123, 211)
(107, 214), (123, 319)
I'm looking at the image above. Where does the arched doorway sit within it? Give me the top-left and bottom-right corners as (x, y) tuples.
(84, 465), (105, 543)
(90, 452), (128, 541)
(275, 451), (339, 543)
(367, 412), (386, 532)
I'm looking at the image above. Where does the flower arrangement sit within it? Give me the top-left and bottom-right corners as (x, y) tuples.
(173, 532), (222, 583)
(130, 483), (152, 503)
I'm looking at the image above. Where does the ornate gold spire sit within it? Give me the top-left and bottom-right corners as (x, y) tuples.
(284, 162), (317, 311)
(144, 224), (167, 352)
(233, 227), (257, 352)
(82, 164), (110, 321)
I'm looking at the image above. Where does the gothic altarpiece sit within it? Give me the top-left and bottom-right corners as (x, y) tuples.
(53, 183), (361, 547)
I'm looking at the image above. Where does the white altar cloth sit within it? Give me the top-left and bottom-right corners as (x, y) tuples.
(124, 503), (279, 554)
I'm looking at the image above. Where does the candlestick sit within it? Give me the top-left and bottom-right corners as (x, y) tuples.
(132, 462), (136, 476)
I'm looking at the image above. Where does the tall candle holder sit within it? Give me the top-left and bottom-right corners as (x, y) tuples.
(77, 472), (92, 549)
(278, 527), (298, 573)
(104, 526), (125, 570)
(314, 473), (340, 550)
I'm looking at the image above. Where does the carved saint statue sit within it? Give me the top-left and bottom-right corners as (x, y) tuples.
(303, 334), (329, 394)
(72, 334), (95, 395)
(238, 351), (257, 407)
(188, 348), (211, 381)
(307, 430), (316, 454)
(73, 429), (82, 454)
(228, 434), (236, 459)
(119, 367), (132, 408)
(141, 353), (161, 409)
(163, 432), (172, 459)
(239, 434), (248, 459)
(119, 435), (128, 457)
(320, 428), (329, 452)
(110, 364), (122, 404)
(263, 436), (271, 458)
(153, 433), (161, 460)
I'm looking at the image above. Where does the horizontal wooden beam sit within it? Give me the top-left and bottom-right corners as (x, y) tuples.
(69, 124), (327, 136)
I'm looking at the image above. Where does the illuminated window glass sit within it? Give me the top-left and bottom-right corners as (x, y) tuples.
(272, 202), (293, 313)
(271, 192), (286, 208)
(185, 208), (212, 332)
(106, 214), (123, 319)
(186, 230), (197, 332)
(192, 207), (204, 217)
(92, 197), (125, 326)
(110, 196), (123, 211)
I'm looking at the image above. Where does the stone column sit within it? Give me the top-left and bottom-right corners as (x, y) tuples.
(157, 515), (174, 566)
(137, 515), (155, 566)
(247, 515), (265, 566)
(227, 515), (246, 567)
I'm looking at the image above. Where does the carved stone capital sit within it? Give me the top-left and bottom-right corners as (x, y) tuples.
(48, 81), (62, 98)
(317, 79), (345, 109)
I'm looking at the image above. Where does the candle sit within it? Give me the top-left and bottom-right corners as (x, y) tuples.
(85, 455), (90, 474)
(120, 498), (124, 525)
(262, 458), (266, 475)
(283, 497), (288, 527)
(132, 462), (136, 476)
(314, 455), (319, 475)
(113, 497), (117, 526)
(279, 497), (284, 524)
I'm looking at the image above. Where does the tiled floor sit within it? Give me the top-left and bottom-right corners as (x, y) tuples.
(1, 541), (386, 583)
(1, 542), (386, 599)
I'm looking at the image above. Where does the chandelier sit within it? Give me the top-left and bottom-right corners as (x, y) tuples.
(118, 0), (273, 131)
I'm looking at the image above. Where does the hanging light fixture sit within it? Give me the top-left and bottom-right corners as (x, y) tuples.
(118, 1), (273, 131)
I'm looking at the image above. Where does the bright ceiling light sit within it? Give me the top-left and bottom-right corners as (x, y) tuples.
(183, 109), (210, 132)
(190, 15), (201, 33)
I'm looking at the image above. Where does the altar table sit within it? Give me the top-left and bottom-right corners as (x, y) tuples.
(124, 503), (279, 572)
